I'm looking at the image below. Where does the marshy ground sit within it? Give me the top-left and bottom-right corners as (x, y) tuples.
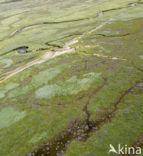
(0, 0), (143, 156)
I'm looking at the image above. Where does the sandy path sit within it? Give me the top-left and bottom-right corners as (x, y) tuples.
(0, 22), (108, 83)
(93, 53), (127, 60)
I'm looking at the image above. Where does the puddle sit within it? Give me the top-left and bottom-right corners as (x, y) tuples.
(17, 46), (28, 54)
(130, 3), (137, 7)
(99, 12), (103, 17)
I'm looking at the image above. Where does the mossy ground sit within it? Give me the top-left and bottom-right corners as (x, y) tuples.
(0, 0), (143, 156)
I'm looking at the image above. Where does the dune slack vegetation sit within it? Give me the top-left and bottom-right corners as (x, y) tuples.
(0, 0), (143, 156)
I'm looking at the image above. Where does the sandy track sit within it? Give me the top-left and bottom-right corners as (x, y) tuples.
(0, 22), (108, 83)
(93, 53), (127, 60)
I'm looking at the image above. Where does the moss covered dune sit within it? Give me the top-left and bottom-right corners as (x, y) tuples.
(0, 0), (143, 155)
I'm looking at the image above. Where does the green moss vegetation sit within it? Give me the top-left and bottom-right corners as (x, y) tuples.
(35, 72), (101, 99)
(0, 107), (26, 130)
(0, 0), (143, 156)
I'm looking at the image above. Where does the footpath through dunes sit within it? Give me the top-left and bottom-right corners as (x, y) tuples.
(0, 22), (108, 84)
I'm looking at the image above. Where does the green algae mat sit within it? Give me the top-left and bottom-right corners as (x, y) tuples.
(0, 0), (143, 155)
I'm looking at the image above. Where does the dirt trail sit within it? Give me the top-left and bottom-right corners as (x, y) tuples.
(0, 22), (115, 84)
(93, 53), (127, 60)
(0, 38), (78, 83)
